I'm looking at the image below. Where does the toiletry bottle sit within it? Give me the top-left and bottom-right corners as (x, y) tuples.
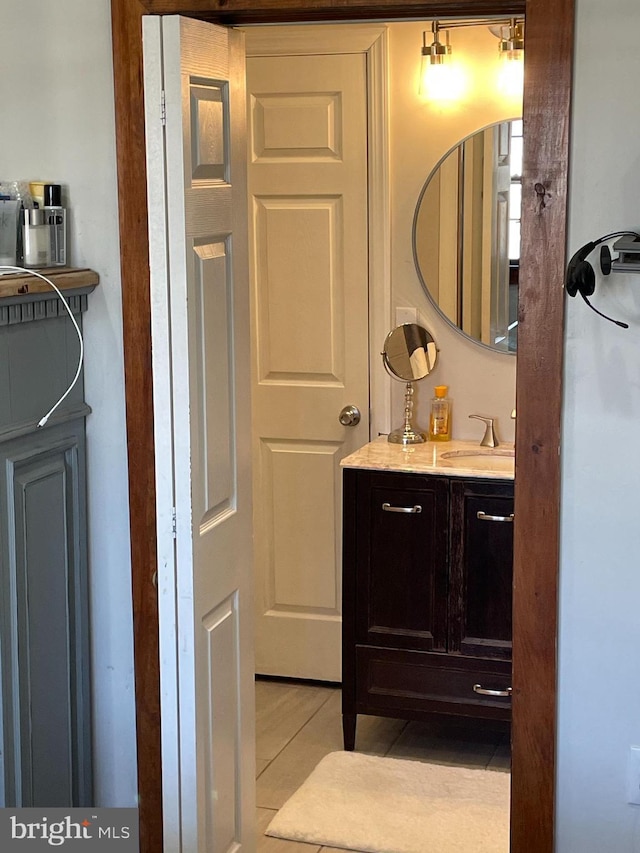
(43, 184), (67, 266)
(0, 199), (21, 266)
(429, 385), (452, 441)
(29, 181), (47, 210)
(23, 208), (51, 268)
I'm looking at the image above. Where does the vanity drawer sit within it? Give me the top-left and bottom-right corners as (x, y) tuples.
(355, 645), (511, 719)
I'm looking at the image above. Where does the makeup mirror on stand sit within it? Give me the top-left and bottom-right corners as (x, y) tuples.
(382, 323), (438, 444)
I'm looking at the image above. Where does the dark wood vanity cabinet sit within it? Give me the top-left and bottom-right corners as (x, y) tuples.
(356, 472), (450, 653)
(342, 467), (514, 750)
(449, 478), (514, 661)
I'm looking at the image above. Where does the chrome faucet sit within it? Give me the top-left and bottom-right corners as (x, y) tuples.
(469, 415), (499, 448)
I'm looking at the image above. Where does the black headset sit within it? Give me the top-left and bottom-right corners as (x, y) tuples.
(565, 231), (640, 329)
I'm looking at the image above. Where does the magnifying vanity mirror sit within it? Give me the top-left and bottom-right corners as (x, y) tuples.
(382, 323), (437, 444)
(413, 118), (522, 354)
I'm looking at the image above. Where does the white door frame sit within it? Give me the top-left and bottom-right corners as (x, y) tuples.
(244, 24), (392, 439)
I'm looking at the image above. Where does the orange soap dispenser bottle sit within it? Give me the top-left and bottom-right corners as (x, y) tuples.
(429, 385), (452, 441)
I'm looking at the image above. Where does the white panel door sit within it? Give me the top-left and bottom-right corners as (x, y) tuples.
(246, 44), (370, 681)
(143, 16), (254, 853)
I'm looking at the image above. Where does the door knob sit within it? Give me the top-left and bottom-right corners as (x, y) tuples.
(338, 405), (361, 426)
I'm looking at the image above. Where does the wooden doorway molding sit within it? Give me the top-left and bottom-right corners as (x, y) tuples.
(111, 1), (574, 851)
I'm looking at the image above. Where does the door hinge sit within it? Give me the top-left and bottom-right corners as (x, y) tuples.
(171, 507), (177, 539)
(161, 90), (166, 126)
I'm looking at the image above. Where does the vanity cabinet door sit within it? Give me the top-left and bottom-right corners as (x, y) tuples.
(351, 470), (449, 652)
(449, 478), (514, 660)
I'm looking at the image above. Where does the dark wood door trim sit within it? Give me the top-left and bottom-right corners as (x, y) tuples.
(110, 2), (574, 851)
(110, 3), (162, 853)
(511, 0), (574, 848)
(142, 0), (524, 21)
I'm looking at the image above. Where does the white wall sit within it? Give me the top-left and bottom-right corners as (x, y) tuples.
(388, 22), (519, 443)
(0, 0), (137, 806)
(557, 1), (640, 849)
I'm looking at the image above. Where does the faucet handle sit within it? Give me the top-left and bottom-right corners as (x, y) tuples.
(469, 414), (499, 448)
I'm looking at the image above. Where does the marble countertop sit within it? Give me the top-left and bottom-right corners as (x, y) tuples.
(341, 436), (514, 480)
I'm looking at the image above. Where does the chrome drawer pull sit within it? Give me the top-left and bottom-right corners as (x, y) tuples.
(476, 511), (514, 523)
(382, 503), (422, 514)
(473, 683), (512, 698)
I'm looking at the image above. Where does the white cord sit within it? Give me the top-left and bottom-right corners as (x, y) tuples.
(0, 265), (85, 428)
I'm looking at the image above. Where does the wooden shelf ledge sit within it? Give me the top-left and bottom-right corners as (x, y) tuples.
(0, 267), (100, 300)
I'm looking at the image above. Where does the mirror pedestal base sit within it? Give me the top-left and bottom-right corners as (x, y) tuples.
(388, 427), (427, 445)
(387, 381), (427, 445)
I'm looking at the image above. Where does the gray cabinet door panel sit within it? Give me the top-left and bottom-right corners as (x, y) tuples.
(0, 422), (91, 806)
(0, 308), (86, 437)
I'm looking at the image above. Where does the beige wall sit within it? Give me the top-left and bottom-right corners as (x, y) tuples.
(387, 22), (521, 442)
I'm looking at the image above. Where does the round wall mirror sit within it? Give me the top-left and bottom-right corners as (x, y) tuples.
(413, 118), (521, 354)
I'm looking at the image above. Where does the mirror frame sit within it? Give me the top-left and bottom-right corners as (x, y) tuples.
(111, 1), (574, 851)
(412, 117), (521, 355)
(382, 323), (438, 381)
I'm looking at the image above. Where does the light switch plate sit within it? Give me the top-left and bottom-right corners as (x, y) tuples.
(626, 746), (640, 804)
(395, 306), (418, 326)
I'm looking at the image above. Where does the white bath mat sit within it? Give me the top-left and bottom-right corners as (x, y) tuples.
(266, 750), (509, 853)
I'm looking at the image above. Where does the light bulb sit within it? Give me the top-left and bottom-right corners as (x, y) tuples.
(497, 56), (524, 97)
(420, 59), (465, 101)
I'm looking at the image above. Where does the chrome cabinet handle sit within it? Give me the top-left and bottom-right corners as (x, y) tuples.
(477, 511), (514, 523)
(382, 503), (422, 514)
(473, 683), (512, 697)
(338, 405), (361, 426)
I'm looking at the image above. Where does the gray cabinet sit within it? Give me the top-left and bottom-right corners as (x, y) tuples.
(0, 272), (96, 806)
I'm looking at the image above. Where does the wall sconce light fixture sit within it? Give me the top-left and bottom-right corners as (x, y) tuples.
(420, 17), (525, 100)
(420, 22), (464, 101)
(497, 18), (525, 62)
(421, 21), (451, 70)
(420, 22), (450, 95)
(496, 18), (525, 95)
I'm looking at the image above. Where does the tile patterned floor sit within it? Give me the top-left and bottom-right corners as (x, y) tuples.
(255, 678), (510, 852)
